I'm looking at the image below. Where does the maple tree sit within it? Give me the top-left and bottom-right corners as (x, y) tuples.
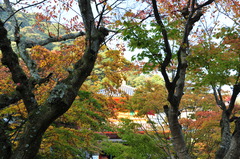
(120, 79), (219, 158)
(123, 80), (167, 115)
(180, 83), (217, 111)
(179, 111), (221, 158)
(102, 119), (170, 159)
(0, 21), (131, 159)
(115, 80), (176, 158)
(179, 85), (220, 158)
(0, 0), (122, 158)
(116, 0), (239, 158)
(33, 39), (132, 158)
(37, 90), (110, 159)
(118, 0), (218, 158)
(1, 0), (239, 158)
(187, 1), (240, 156)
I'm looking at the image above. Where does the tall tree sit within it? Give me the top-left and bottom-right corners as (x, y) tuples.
(0, 0), (113, 158)
(120, 0), (215, 158)
(188, 23), (240, 159)
(187, 0), (240, 156)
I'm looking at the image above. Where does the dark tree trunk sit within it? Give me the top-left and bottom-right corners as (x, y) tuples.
(223, 118), (240, 159)
(215, 84), (240, 159)
(0, 119), (12, 159)
(215, 111), (231, 159)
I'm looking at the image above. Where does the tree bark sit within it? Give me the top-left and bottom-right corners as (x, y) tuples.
(216, 84), (240, 158)
(167, 106), (191, 159)
(166, 48), (190, 159)
(0, 119), (12, 159)
(223, 118), (240, 159)
(215, 111), (231, 159)
(10, 97), (76, 159)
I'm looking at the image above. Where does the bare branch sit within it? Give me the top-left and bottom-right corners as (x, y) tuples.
(59, 1), (81, 17)
(24, 32), (85, 48)
(96, 0), (107, 29)
(3, 0), (47, 24)
(3, 0), (21, 44)
(217, 86), (223, 102)
(9, 0), (24, 5)
(214, 1), (239, 26)
(196, 0), (215, 10)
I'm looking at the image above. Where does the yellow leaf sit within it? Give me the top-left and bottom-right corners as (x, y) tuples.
(107, 5), (112, 11)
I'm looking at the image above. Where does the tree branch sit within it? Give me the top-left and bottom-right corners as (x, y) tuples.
(3, 0), (41, 81)
(18, 32), (85, 81)
(0, 91), (21, 110)
(173, 0), (206, 102)
(0, 73), (52, 110)
(3, 0), (47, 24)
(0, 20), (38, 113)
(24, 32), (86, 48)
(151, 0), (172, 89)
(3, 0), (85, 82)
(78, 0), (96, 36)
(212, 84), (226, 110)
(96, 0), (106, 29)
(227, 84), (240, 116)
(196, 0), (215, 10)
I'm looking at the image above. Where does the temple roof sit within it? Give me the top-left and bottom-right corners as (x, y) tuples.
(98, 83), (136, 97)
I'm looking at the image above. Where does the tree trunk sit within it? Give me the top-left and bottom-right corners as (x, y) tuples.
(215, 84), (240, 158)
(223, 118), (240, 159)
(0, 119), (12, 159)
(9, 101), (69, 159)
(167, 106), (191, 159)
(215, 111), (231, 159)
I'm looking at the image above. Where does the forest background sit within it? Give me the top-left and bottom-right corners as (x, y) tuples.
(0, 0), (239, 159)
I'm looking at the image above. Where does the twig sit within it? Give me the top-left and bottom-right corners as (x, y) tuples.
(3, 0), (47, 24)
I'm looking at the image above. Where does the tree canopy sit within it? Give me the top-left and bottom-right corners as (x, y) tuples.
(0, 0), (239, 159)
